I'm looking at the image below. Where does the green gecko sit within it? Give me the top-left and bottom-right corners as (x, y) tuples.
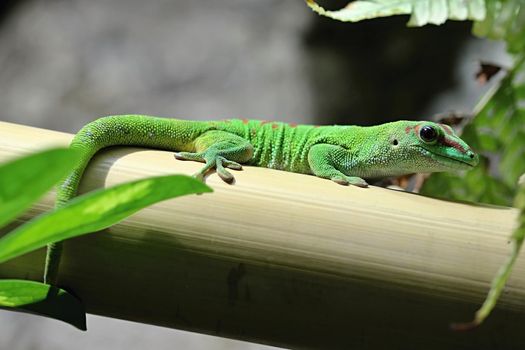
(44, 115), (478, 284)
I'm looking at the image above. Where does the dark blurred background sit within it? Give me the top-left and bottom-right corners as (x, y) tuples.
(0, 0), (509, 349)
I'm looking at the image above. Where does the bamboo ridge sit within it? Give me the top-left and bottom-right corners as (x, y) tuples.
(0, 120), (524, 349)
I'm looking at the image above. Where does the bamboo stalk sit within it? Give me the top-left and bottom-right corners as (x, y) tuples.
(0, 120), (524, 349)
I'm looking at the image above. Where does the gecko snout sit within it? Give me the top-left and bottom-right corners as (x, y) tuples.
(465, 150), (479, 166)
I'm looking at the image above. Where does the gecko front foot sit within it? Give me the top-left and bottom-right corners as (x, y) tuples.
(174, 152), (243, 183)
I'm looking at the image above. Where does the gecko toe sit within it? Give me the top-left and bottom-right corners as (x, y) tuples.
(216, 157), (236, 183)
(349, 177), (368, 187)
(193, 172), (206, 182)
(217, 170), (235, 183)
(332, 177), (349, 186)
(174, 152), (204, 162)
(224, 160), (243, 170)
(331, 176), (368, 187)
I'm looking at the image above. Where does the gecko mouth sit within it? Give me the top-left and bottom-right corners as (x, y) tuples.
(437, 154), (475, 168)
(416, 146), (476, 169)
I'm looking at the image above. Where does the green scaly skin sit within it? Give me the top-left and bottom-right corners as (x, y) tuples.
(44, 115), (479, 284)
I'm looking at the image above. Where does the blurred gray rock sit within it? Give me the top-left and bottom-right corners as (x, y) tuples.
(0, 0), (314, 133)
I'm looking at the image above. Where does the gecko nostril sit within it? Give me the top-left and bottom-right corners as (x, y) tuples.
(469, 153), (475, 159)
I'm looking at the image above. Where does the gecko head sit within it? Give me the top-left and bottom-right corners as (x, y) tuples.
(387, 121), (478, 173)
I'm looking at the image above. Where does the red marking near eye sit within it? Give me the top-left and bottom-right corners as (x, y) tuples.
(405, 126), (412, 134)
(288, 123), (297, 128)
(313, 125), (321, 128)
(440, 124), (454, 135)
(271, 123), (279, 129)
(242, 118), (249, 124)
(440, 136), (466, 153)
(260, 120), (271, 125)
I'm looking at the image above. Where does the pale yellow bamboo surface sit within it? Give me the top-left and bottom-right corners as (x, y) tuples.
(0, 120), (524, 349)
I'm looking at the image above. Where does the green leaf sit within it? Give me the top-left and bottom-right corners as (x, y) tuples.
(0, 279), (86, 330)
(0, 148), (78, 229)
(422, 55), (525, 206)
(472, 0), (525, 53)
(304, 0), (486, 26)
(0, 175), (211, 263)
(452, 179), (525, 330)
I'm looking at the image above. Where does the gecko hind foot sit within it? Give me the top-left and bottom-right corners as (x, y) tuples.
(175, 152), (242, 184)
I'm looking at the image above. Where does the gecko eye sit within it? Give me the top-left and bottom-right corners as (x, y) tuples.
(419, 126), (438, 143)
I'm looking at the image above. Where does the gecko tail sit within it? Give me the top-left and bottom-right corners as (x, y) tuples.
(44, 139), (99, 284)
(45, 115), (207, 284)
